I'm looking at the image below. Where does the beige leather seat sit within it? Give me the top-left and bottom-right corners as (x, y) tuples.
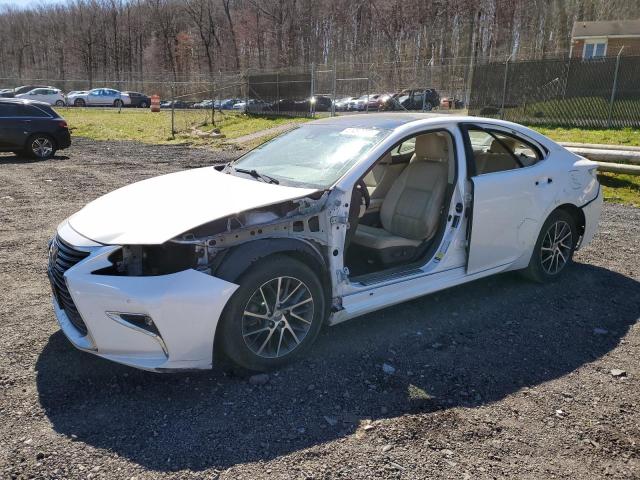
(352, 133), (449, 253)
(476, 138), (519, 174)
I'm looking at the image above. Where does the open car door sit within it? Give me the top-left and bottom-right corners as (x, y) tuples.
(462, 124), (558, 275)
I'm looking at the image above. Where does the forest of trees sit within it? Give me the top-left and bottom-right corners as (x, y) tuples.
(0, 0), (638, 90)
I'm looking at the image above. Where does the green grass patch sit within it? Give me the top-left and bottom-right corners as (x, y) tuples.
(57, 107), (309, 145)
(598, 172), (640, 207)
(533, 126), (640, 147)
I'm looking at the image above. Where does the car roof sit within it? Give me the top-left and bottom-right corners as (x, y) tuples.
(307, 113), (552, 140)
(308, 113), (451, 130)
(0, 98), (51, 107)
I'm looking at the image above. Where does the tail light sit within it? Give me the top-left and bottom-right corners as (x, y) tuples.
(58, 120), (68, 129)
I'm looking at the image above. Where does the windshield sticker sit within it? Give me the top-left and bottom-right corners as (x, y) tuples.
(339, 128), (379, 138)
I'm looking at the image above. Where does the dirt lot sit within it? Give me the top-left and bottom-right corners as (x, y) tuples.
(0, 138), (639, 480)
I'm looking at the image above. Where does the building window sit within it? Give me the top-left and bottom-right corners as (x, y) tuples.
(583, 39), (607, 59)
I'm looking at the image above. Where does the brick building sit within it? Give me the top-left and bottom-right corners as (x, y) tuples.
(570, 19), (640, 59)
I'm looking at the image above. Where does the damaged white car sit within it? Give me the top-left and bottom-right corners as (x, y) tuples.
(48, 114), (602, 372)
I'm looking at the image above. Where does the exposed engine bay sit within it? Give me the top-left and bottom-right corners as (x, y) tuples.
(97, 188), (346, 280)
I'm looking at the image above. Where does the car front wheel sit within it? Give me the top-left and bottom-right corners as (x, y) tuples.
(55, 100), (65, 106)
(218, 255), (326, 371)
(26, 134), (56, 159)
(139, 101), (148, 108)
(522, 209), (577, 283)
(74, 99), (85, 107)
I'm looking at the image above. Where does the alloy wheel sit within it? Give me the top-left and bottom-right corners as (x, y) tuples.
(242, 276), (314, 359)
(31, 137), (53, 158)
(540, 220), (573, 275)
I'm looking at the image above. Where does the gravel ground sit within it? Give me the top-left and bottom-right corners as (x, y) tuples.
(0, 138), (638, 480)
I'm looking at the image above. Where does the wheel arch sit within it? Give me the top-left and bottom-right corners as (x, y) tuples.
(554, 203), (586, 239)
(211, 238), (331, 363)
(214, 237), (330, 293)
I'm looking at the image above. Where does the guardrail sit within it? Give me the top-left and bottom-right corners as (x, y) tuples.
(561, 143), (640, 176)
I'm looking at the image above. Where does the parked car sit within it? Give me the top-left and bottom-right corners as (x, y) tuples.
(0, 85), (51, 98)
(122, 91), (150, 108)
(0, 98), (70, 159)
(47, 114), (602, 372)
(380, 88), (440, 111)
(348, 94), (384, 111)
(333, 96), (355, 111)
(67, 88), (131, 107)
(220, 98), (241, 110)
(193, 99), (214, 109)
(15, 87), (66, 106)
(159, 100), (192, 109)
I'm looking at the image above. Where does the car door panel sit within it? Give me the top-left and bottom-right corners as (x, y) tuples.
(467, 162), (559, 274)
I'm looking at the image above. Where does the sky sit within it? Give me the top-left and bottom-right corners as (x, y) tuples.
(0, 0), (65, 9)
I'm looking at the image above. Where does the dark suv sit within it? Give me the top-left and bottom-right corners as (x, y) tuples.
(123, 91), (151, 108)
(0, 99), (71, 159)
(380, 88), (440, 111)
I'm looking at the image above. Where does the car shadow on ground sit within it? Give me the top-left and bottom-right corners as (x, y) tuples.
(36, 263), (640, 473)
(0, 153), (70, 164)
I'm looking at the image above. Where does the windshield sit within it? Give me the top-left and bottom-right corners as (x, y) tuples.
(229, 124), (390, 188)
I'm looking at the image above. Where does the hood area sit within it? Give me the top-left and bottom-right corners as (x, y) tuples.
(69, 167), (317, 245)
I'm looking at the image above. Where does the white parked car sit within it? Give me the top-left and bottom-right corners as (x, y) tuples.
(15, 87), (66, 106)
(67, 88), (130, 107)
(48, 114), (602, 372)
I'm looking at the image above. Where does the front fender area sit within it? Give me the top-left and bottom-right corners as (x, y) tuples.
(64, 249), (238, 371)
(213, 238), (328, 283)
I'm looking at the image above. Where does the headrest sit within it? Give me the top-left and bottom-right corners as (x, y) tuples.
(488, 137), (517, 154)
(413, 133), (449, 162)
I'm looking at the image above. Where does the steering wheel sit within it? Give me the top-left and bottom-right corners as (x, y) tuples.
(356, 179), (371, 210)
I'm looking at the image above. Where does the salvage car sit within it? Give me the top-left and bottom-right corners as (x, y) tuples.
(48, 114), (602, 372)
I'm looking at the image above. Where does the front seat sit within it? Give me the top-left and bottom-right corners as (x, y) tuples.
(351, 133), (449, 266)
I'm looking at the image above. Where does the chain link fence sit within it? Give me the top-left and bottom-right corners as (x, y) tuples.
(468, 54), (640, 128)
(5, 56), (637, 133)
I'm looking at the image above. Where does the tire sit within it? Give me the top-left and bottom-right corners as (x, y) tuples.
(26, 134), (56, 160)
(424, 101), (433, 111)
(139, 101), (148, 109)
(522, 209), (577, 283)
(218, 255), (326, 372)
(55, 100), (65, 107)
(74, 99), (85, 107)
(114, 99), (123, 108)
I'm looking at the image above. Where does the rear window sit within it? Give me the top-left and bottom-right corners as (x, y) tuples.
(25, 105), (55, 117)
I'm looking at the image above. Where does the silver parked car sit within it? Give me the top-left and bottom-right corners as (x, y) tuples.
(67, 88), (131, 107)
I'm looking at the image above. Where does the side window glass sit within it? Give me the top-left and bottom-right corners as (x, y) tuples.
(467, 128), (541, 175)
(25, 106), (49, 117)
(0, 104), (20, 117)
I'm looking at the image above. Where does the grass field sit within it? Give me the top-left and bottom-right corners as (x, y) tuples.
(534, 126), (640, 147)
(57, 107), (308, 145)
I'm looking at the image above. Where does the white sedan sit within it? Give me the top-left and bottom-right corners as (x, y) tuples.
(67, 88), (130, 107)
(48, 114), (602, 372)
(15, 87), (66, 106)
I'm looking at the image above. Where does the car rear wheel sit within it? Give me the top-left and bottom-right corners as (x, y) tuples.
(424, 101), (433, 111)
(55, 100), (65, 106)
(218, 255), (325, 371)
(522, 209), (577, 283)
(113, 99), (123, 108)
(139, 101), (148, 108)
(26, 134), (56, 160)
(74, 99), (85, 107)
